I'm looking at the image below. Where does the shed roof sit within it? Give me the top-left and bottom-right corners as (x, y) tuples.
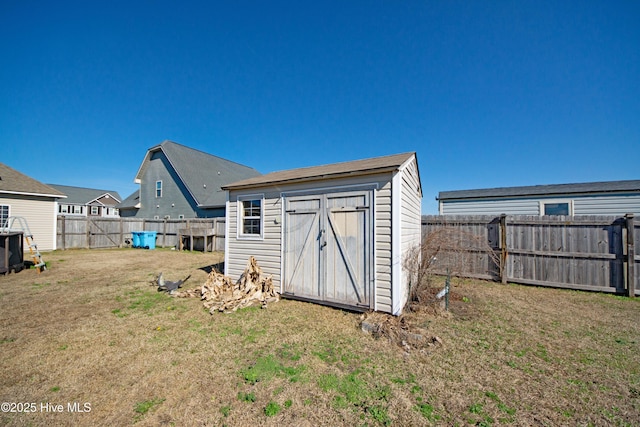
(135, 140), (261, 208)
(223, 152), (417, 190)
(0, 163), (66, 198)
(438, 180), (640, 201)
(48, 184), (122, 204)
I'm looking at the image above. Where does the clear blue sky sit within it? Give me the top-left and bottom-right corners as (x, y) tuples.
(2, 0), (638, 214)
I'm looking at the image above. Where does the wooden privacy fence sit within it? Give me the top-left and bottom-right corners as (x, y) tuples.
(421, 214), (638, 296)
(57, 217), (226, 252)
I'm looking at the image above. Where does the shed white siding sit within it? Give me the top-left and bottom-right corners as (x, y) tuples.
(227, 175), (392, 297)
(374, 181), (392, 313)
(225, 189), (283, 286)
(0, 195), (58, 251)
(397, 158), (422, 313)
(224, 153), (421, 315)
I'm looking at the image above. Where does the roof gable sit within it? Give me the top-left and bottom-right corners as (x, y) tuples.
(136, 141), (261, 207)
(223, 152), (417, 190)
(439, 180), (640, 201)
(0, 163), (66, 198)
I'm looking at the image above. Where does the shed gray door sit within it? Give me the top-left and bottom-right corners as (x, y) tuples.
(283, 190), (372, 309)
(283, 195), (322, 299)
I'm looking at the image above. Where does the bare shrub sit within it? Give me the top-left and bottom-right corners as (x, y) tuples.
(403, 226), (500, 310)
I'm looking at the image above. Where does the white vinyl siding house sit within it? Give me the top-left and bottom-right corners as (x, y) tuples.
(223, 152), (422, 315)
(0, 195), (59, 251)
(49, 184), (122, 218)
(0, 163), (66, 251)
(439, 180), (640, 216)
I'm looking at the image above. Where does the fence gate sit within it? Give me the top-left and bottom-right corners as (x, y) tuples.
(283, 190), (372, 309)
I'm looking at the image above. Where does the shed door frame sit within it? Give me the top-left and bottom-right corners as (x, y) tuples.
(281, 185), (376, 310)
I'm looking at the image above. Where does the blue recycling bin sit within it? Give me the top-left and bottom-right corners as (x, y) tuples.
(140, 231), (157, 249)
(131, 231), (142, 248)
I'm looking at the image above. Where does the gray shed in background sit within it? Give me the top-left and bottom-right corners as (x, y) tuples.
(438, 180), (640, 216)
(223, 152), (422, 315)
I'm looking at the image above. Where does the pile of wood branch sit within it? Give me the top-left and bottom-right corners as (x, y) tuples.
(173, 256), (279, 313)
(360, 311), (444, 354)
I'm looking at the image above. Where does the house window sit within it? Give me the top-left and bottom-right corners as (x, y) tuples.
(542, 201), (571, 216)
(0, 205), (9, 228)
(59, 205), (68, 214)
(156, 181), (163, 198)
(91, 206), (99, 215)
(72, 205), (84, 214)
(238, 196), (263, 238)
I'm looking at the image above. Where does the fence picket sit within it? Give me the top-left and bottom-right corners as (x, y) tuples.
(57, 217), (226, 252)
(422, 214), (638, 296)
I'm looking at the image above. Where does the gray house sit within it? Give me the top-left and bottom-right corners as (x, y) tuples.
(49, 184), (122, 218)
(119, 141), (261, 219)
(438, 180), (640, 216)
(223, 152), (422, 315)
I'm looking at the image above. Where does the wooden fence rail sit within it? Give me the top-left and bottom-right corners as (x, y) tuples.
(57, 217), (226, 252)
(422, 214), (639, 296)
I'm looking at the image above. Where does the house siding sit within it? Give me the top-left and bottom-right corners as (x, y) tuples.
(573, 194), (640, 215)
(440, 194), (640, 216)
(134, 151), (213, 219)
(0, 194), (58, 251)
(440, 199), (541, 215)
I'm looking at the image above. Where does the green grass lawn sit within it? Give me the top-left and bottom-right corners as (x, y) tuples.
(0, 248), (638, 426)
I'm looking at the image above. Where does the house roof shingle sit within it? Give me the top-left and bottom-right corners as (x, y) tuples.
(136, 141), (261, 208)
(47, 184), (122, 204)
(0, 163), (66, 198)
(223, 152), (417, 190)
(118, 190), (140, 209)
(438, 180), (640, 201)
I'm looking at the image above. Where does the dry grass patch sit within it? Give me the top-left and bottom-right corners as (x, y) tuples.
(0, 248), (638, 426)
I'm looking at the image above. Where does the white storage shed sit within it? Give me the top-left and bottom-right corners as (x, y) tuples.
(223, 152), (422, 315)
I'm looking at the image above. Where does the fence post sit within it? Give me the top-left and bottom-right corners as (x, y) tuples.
(60, 217), (66, 250)
(85, 219), (90, 249)
(163, 218), (167, 248)
(626, 214), (636, 297)
(212, 219), (217, 252)
(119, 218), (123, 248)
(500, 214), (508, 284)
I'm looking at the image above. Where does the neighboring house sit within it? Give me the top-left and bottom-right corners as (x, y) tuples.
(223, 152), (422, 315)
(48, 184), (122, 218)
(118, 140), (261, 219)
(0, 162), (66, 251)
(438, 180), (640, 216)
